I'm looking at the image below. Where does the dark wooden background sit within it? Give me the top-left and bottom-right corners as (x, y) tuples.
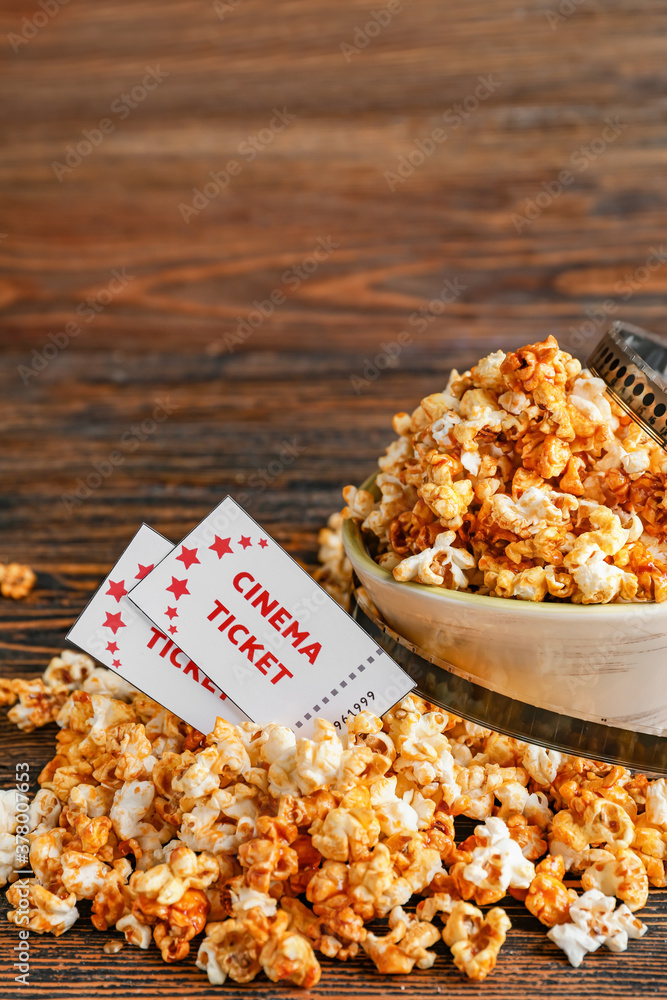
(2, 0), (667, 995)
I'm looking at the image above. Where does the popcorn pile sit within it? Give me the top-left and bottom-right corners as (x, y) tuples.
(1, 647), (660, 986)
(342, 336), (667, 603)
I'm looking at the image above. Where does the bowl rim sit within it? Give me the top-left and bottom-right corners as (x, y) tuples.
(342, 472), (665, 616)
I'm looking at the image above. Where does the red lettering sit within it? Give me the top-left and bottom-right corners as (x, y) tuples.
(147, 627), (164, 649)
(217, 612), (235, 632)
(170, 648), (187, 669)
(298, 641), (322, 665)
(251, 589), (279, 618)
(208, 599), (230, 621)
(255, 650), (278, 676)
(269, 606), (292, 631)
(228, 623), (249, 646)
(283, 619), (308, 648)
(239, 634), (264, 661)
(183, 660), (200, 682)
(271, 662), (293, 685)
(233, 571), (254, 594)
(159, 639), (174, 657)
(245, 582), (261, 601)
(201, 674), (226, 699)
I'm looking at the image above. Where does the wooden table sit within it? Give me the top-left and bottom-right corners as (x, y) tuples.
(2, 0), (667, 994)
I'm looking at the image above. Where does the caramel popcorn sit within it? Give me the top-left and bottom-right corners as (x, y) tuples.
(581, 846), (649, 912)
(259, 909), (321, 987)
(0, 562), (36, 600)
(525, 866), (578, 927)
(442, 901), (511, 980)
(362, 905), (440, 974)
(450, 816), (536, 905)
(313, 512), (353, 608)
(0, 642), (659, 988)
(343, 336), (667, 603)
(7, 879), (79, 935)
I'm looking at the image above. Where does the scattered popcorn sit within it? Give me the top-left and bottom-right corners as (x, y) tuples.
(343, 336), (667, 603)
(362, 905), (440, 974)
(547, 888), (647, 966)
(0, 562), (36, 600)
(6, 879), (79, 935)
(442, 901), (511, 980)
(0, 536), (660, 993)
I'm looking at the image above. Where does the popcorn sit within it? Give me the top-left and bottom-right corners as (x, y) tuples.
(504, 814), (547, 860)
(196, 915), (266, 984)
(29, 789), (62, 835)
(386, 832), (443, 893)
(581, 846), (649, 912)
(91, 860), (133, 931)
(645, 778), (667, 828)
(179, 783), (258, 854)
(61, 850), (112, 899)
(313, 512), (353, 608)
(582, 798), (635, 848)
(280, 896), (358, 961)
(0, 834), (16, 886)
(392, 530), (476, 588)
(450, 816), (535, 905)
(343, 336), (667, 603)
(309, 786), (380, 862)
(109, 781), (156, 841)
(116, 912), (152, 949)
(0, 648), (661, 989)
(442, 901), (511, 980)
(43, 650), (95, 691)
(294, 719), (344, 794)
(8, 679), (67, 732)
(129, 844), (219, 904)
(149, 887), (211, 962)
(522, 745), (563, 786)
(0, 562), (36, 599)
(347, 842), (413, 919)
(29, 828), (68, 889)
(370, 776), (420, 836)
(362, 905), (440, 974)
(237, 816), (299, 892)
(259, 909), (321, 987)
(547, 889), (647, 967)
(525, 868), (578, 927)
(6, 879), (79, 935)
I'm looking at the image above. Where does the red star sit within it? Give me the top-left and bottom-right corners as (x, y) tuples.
(106, 579), (127, 603)
(112, 658), (122, 669)
(176, 545), (200, 570)
(166, 576), (190, 600)
(165, 606), (178, 620)
(168, 625), (178, 635)
(210, 535), (233, 558)
(238, 535), (252, 549)
(258, 538), (268, 548)
(103, 611), (126, 634)
(106, 641), (119, 654)
(136, 563), (154, 580)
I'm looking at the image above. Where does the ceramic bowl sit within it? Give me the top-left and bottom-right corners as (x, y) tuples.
(342, 474), (667, 738)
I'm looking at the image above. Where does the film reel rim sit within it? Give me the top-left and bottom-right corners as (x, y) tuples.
(351, 588), (667, 775)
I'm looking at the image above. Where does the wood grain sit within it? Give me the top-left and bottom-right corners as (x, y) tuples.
(2, 0), (667, 994)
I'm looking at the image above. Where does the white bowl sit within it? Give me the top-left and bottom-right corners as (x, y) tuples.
(343, 475), (667, 739)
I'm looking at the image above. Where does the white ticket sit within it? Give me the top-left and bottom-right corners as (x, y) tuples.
(67, 524), (248, 732)
(128, 497), (415, 736)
